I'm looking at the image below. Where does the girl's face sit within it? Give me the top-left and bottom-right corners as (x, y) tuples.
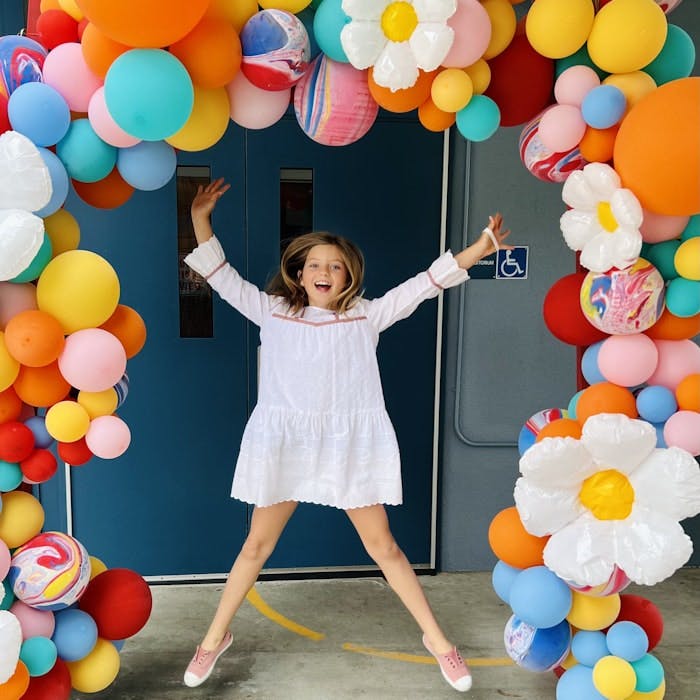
(299, 244), (349, 309)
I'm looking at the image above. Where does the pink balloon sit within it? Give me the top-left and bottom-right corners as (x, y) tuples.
(0, 539), (10, 580)
(58, 328), (127, 392)
(9, 600), (56, 639)
(0, 282), (38, 330)
(537, 104), (587, 153)
(598, 334), (659, 387)
(85, 414), (131, 459)
(88, 87), (140, 148)
(663, 410), (700, 456)
(442, 0), (492, 68)
(42, 42), (102, 113)
(648, 339), (700, 390)
(639, 208), (690, 243)
(226, 72), (290, 130)
(554, 65), (601, 107)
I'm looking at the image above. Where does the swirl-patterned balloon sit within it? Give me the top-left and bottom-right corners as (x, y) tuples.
(8, 531), (91, 611)
(0, 35), (47, 98)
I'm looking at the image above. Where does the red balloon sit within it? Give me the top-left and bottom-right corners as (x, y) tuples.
(36, 10), (80, 50)
(543, 272), (609, 346)
(79, 568), (152, 640)
(22, 658), (72, 700)
(57, 437), (93, 466)
(615, 594), (664, 651)
(20, 448), (58, 483)
(0, 421), (35, 462)
(484, 33), (555, 127)
(0, 93), (11, 135)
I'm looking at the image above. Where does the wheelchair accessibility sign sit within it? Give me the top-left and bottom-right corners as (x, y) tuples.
(496, 246), (528, 279)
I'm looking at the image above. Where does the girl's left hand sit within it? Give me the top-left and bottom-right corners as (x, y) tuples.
(479, 213), (512, 257)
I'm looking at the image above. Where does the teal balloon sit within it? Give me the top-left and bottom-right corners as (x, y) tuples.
(681, 214), (700, 241)
(56, 118), (116, 183)
(631, 654), (664, 693)
(645, 240), (680, 281)
(0, 579), (15, 610)
(20, 636), (58, 677)
(11, 232), (52, 283)
(665, 277), (700, 317)
(644, 25), (696, 86)
(313, 0), (350, 63)
(105, 49), (194, 141)
(555, 45), (608, 80)
(567, 390), (584, 420)
(456, 95), (501, 142)
(0, 460), (22, 492)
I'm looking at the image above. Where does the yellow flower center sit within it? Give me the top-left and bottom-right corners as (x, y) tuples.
(381, 2), (418, 42)
(579, 469), (635, 520)
(597, 201), (618, 233)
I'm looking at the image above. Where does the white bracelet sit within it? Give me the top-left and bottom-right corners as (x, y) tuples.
(482, 226), (499, 252)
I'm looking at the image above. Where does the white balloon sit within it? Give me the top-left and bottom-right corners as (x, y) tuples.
(0, 131), (52, 212)
(0, 209), (46, 281)
(0, 611), (22, 684)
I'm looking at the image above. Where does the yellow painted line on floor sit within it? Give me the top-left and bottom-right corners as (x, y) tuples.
(245, 587), (325, 641)
(342, 643), (514, 667)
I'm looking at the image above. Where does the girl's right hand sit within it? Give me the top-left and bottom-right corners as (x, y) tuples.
(191, 178), (231, 221)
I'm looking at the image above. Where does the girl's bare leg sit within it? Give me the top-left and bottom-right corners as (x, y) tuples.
(346, 504), (454, 654)
(200, 500), (298, 650)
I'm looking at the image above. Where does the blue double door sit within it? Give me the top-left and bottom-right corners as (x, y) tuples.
(41, 114), (446, 578)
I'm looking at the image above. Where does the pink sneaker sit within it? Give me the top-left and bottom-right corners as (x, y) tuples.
(422, 634), (472, 692)
(183, 631), (233, 688)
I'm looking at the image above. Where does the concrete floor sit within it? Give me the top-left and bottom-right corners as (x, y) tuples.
(76, 569), (700, 700)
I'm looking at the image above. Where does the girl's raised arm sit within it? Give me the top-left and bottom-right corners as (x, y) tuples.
(191, 178), (231, 245)
(454, 213), (512, 271)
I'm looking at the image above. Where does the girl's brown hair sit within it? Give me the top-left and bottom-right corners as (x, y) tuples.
(266, 232), (365, 314)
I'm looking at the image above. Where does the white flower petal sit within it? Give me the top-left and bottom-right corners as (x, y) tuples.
(582, 414), (657, 475)
(630, 446), (700, 521)
(372, 41), (419, 91)
(582, 162), (621, 200)
(610, 188), (643, 228)
(413, 0), (457, 23)
(614, 508), (693, 585)
(608, 226), (642, 269)
(560, 209), (600, 251)
(562, 170), (600, 211)
(341, 21), (387, 69)
(519, 436), (597, 488)
(514, 477), (583, 536)
(409, 23), (454, 70)
(580, 231), (620, 272)
(342, 0), (390, 21)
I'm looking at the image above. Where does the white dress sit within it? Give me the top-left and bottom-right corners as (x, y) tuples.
(185, 236), (469, 509)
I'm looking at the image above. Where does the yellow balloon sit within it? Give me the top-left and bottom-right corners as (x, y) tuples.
(526, 0), (594, 59)
(40, 0), (61, 10)
(481, 0), (517, 60)
(587, 0), (668, 74)
(89, 556), (108, 579)
(628, 679), (666, 700)
(45, 401), (91, 442)
(593, 656), (637, 700)
(78, 388), (118, 419)
(43, 209), (81, 258)
(206, 0), (259, 32)
(259, 0), (312, 11)
(463, 59), (491, 95)
(0, 332), (20, 392)
(36, 250), (120, 334)
(166, 86), (231, 152)
(431, 69), (474, 113)
(603, 71), (657, 116)
(560, 650), (578, 670)
(0, 491), (45, 549)
(57, 0), (83, 20)
(674, 238), (700, 280)
(67, 638), (121, 693)
(567, 591), (621, 631)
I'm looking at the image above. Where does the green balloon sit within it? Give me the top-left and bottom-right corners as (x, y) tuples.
(681, 214), (700, 241)
(11, 232), (52, 283)
(645, 240), (680, 281)
(644, 25), (696, 86)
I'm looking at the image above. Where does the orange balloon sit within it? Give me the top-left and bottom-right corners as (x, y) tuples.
(99, 304), (147, 359)
(4, 310), (65, 367)
(0, 661), (30, 700)
(536, 417), (582, 442)
(74, 0), (210, 47)
(72, 169), (134, 210)
(40, 0), (61, 10)
(368, 69), (437, 113)
(614, 77), (700, 216)
(578, 125), (618, 164)
(13, 362), (71, 408)
(576, 383), (638, 425)
(645, 308), (700, 340)
(0, 386), (23, 424)
(80, 22), (130, 78)
(418, 97), (456, 132)
(488, 506), (549, 569)
(676, 374), (700, 412)
(169, 17), (242, 89)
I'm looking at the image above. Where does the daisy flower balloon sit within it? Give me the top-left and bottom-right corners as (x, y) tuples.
(559, 162), (643, 273)
(340, 0), (456, 91)
(514, 413), (700, 587)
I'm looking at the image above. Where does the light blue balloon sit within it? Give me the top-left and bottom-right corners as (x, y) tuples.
(636, 385), (677, 424)
(0, 460), (23, 492)
(571, 630), (609, 667)
(606, 621), (649, 662)
(567, 390), (584, 420)
(117, 140), (177, 192)
(24, 416), (53, 449)
(652, 422), (667, 448)
(313, 0), (349, 63)
(52, 608), (98, 662)
(35, 147), (69, 217)
(581, 85), (626, 129)
(509, 566), (572, 629)
(644, 24), (696, 86)
(556, 664), (606, 700)
(492, 560), (522, 604)
(20, 636), (58, 677)
(680, 214), (700, 241)
(665, 277), (700, 317)
(456, 96), (501, 143)
(581, 341), (605, 385)
(7, 81), (70, 147)
(11, 232), (52, 282)
(56, 118), (117, 183)
(112, 638), (126, 652)
(105, 49), (194, 142)
(631, 654), (665, 693)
